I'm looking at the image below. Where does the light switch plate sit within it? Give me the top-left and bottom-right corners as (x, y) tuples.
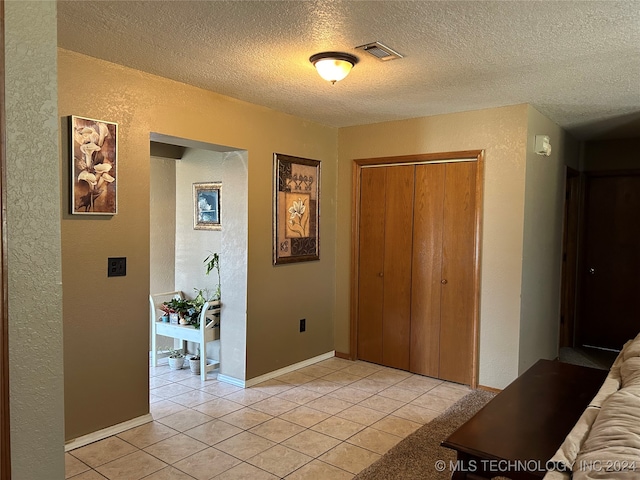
(108, 257), (126, 277)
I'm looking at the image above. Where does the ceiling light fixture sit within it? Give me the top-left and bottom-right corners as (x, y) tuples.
(309, 51), (359, 84)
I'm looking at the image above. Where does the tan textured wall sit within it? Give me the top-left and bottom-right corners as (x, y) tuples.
(5, 1), (65, 477)
(518, 106), (580, 374)
(59, 49), (337, 438)
(337, 105), (529, 389)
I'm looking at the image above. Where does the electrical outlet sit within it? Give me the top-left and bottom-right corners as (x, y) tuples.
(108, 257), (126, 277)
(299, 318), (306, 332)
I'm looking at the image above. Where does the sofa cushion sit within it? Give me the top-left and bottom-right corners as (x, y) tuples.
(573, 388), (640, 479)
(547, 406), (600, 477)
(622, 333), (640, 361)
(545, 349), (627, 480)
(620, 357), (640, 388)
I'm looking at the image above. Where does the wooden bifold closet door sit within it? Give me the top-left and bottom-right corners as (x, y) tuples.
(357, 160), (477, 385)
(357, 166), (414, 370)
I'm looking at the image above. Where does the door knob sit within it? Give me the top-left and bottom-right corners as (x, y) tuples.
(378, 272), (384, 277)
(588, 267), (596, 275)
(441, 279), (448, 285)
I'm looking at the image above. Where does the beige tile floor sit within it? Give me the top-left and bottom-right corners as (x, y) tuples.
(66, 357), (470, 480)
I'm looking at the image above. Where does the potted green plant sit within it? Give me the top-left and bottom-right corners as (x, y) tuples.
(161, 296), (211, 329)
(165, 348), (185, 370)
(189, 347), (202, 375)
(162, 298), (192, 325)
(159, 302), (176, 323)
(204, 252), (221, 300)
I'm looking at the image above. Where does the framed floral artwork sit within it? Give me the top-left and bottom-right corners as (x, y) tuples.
(70, 115), (118, 215)
(273, 153), (320, 265)
(194, 182), (222, 230)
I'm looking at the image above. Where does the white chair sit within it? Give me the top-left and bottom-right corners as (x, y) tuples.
(150, 291), (220, 381)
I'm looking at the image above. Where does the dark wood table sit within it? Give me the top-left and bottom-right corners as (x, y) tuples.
(442, 359), (608, 480)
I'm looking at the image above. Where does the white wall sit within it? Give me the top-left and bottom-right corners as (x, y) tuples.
(518, 106), (580, 373)
(174, 147), (248, 380)
(219, 151), (248, 381)
(5, 1), (65, 477)
(175, 149), (222, 297)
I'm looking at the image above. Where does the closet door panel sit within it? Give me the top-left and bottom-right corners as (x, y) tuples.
(410, 164), (445, 377)
(382, 165), (415, 370)
(439, 162), (477, 384)
(357, 168), (387, 364)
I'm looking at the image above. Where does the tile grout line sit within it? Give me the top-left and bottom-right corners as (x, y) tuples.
(68, 358), (467, 479)
(148, 362), (441, 476)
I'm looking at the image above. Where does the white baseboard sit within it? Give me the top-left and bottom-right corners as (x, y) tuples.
(64, 413), (153, 452)
(217, 350), (336, 388)
(67, 352), (337, 450)
(216, 373), (246, 387)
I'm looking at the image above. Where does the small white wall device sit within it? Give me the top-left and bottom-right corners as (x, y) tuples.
(534, 135), (552, 156)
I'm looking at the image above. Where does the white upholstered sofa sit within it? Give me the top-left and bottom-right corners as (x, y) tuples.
(545, 333), (640, 479)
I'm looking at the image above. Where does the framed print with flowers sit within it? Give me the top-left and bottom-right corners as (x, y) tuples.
(273, 153), (320, 265)
(70, 115), (118, 215)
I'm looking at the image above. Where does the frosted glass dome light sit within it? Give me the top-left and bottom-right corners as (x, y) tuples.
(310, 52), (359, 84)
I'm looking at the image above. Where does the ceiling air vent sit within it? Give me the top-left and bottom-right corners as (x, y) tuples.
(355, 41), (403, 61)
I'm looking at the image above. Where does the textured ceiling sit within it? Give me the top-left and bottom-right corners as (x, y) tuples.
(57, 1), (640, 140)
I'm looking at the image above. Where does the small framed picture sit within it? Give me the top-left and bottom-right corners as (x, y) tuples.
(70, 115), (118, 215)
(194, 182), (221, 230)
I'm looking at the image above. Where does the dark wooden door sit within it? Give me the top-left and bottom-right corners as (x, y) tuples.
(578, 173), (640, 350)
(559, 169), (580, 348)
